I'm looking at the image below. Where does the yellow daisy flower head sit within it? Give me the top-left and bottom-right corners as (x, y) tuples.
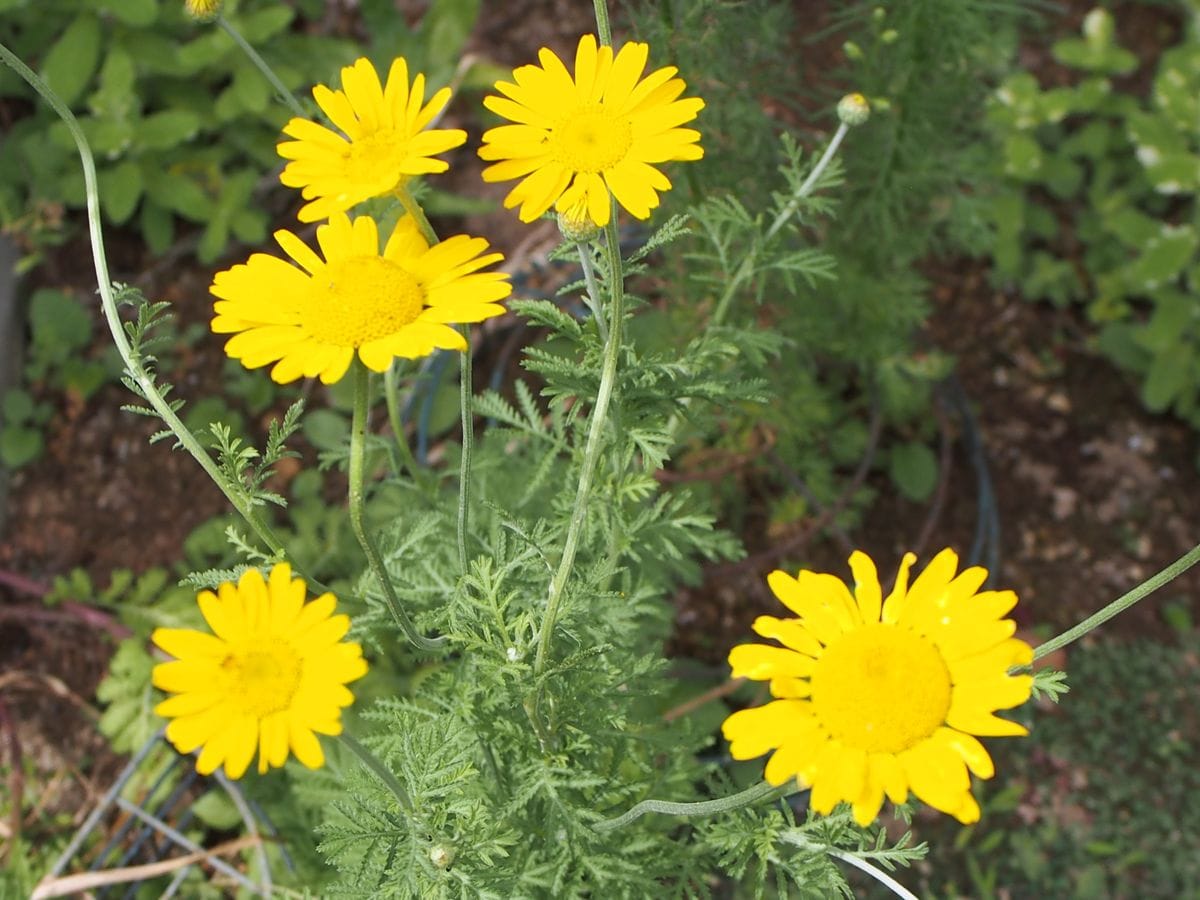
(151, 564), (368, 779)
(278, 57), (467, 223)
(722, 548), (1034, 826)
(478, 34), (705, 228)
(211, 212), (512, 384)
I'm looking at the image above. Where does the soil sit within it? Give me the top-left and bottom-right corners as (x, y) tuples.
(2, 0), (1197, 887)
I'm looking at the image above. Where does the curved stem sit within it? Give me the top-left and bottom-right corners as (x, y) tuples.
(594, 780), (785, 833)
(711, 121), (851, 328)
(0, 41), (289, 561)
(1031, 540), (1200, 662)
(532, 214), (626, 682)
(457, 326), (473, 575)
(215, 15), (307, 119)
(384, 362), (428, 489)
(347, 360), (446, 652)
(337, 733), (412, 811)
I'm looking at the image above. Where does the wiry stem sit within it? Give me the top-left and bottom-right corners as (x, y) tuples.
(215, 15), (307, 119)
(338, 733), (412, 811)
(0, 41), (289, 562)
(457, 326), (473, 575)
(594, 781), (786, 832)
(531, 213), (626, 710)
(348, 360), (445, 652)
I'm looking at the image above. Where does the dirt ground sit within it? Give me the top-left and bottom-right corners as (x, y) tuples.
(2, 0), (1197, 881)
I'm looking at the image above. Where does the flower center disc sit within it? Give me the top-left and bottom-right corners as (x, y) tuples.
(553, 105), (633, 173)
(222, 643), (303, 718)
(304, 257), (425, 347)
(810, 624), (952, 754)
(347, 131), (410, 190)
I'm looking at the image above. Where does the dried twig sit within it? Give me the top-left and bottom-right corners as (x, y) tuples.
(30, 834), (262, 900)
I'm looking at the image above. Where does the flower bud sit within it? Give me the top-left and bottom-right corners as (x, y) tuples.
(836, 93), (871, 127)
(843, 41), (864, 61)
(429, 845), (455, 869)
(184, 0), (222, 20)
(555, 197), (601, 243)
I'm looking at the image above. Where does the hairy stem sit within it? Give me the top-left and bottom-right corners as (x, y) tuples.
(457, 326), (473, 575)
(0, 41), (290, 562)
(594, 780), (786, 832)
(711, 121), (850, 327)
(1032, 540), (1200, 662)
(577, 244), (609, 343)
(348, 360), (445, 652)
(532, 213), (626, 687)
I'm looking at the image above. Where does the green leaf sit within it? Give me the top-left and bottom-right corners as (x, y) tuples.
(1141, 341), (1192, 412)
(1122, 225), (1198, 291)
(140, 198), (175, 254)
(191, 790), (243, 830)
(96, 639), (159, 753)
(1052, 9), (1137, 75)
(303, 409), (350, 452)
(28, 288), (92, 365)
(889, 441), (938, 502)
(235, 6), (295, 42)
(40, 14), (102, 106)
(2, 388), (35, 424)
(137, 110), (201, 150)
(424, 0), (482, 63)
(99, 159), (143, 224)
(143, 168), (214, 220)
(96, 0), (158, 26)
(90, 47), (138, 120)
(0, 424), (43, 468)
(1002, 133), (1043, 180)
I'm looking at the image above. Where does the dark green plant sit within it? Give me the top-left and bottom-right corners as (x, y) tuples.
(0, 0), (353, 265)
(987, 6), (1200, 432)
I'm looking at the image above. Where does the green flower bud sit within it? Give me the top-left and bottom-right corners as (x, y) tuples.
(429, 845), (455, 869)
(843, 41), (864, 61)
(836, 93), (871, 127)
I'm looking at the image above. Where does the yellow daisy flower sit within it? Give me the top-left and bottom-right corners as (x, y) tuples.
(151, 564), (368, 779)
(211, 212), (511, 384)
(278, 57), (467, 223)
(183, 0), (221, 20)
(479, 34), (704, 227)
(722, 549), (1033, 826)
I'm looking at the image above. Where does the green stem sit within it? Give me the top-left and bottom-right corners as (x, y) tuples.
(216, 15), (307, 119)
(594, 780), (785, 833)
(347, 360), (446, 652)
(0, 41), (290, 562)
(577, 243), (608, 343)
(532, 213), (626, 679)
(383, 362), (428, 489)
(711, 121), (850, 328)
(592, 0), (613, 45)
(457, 326), (473, 575)
(1032, 540), (1200, 662)
(338, 733), (412, 811)
(395, 185), (440, 246)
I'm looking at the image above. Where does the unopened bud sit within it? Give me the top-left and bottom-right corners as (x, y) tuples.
(555, 196), (601, 243)
(837, 93), (871, 127)
(881, 29), (899, 44)
(184, 0), (222, 20)
(429, 845), (454, 869)
(843, 41), (864, 61)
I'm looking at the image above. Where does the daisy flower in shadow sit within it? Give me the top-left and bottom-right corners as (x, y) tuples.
(722, 548), (1034, 825)
(151, 564), (367, 779)
(279, 57), (467, 223)
(210, 212), (511, 384)
(479, 34), (704, 227)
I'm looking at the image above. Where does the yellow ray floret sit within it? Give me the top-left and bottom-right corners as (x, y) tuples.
(722, 548), (1034, 826)
(278, 56), (467, 223)
(210, 212), (511, 384)
(152, 564), (368, 779)
(479, 34), (704, 228)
